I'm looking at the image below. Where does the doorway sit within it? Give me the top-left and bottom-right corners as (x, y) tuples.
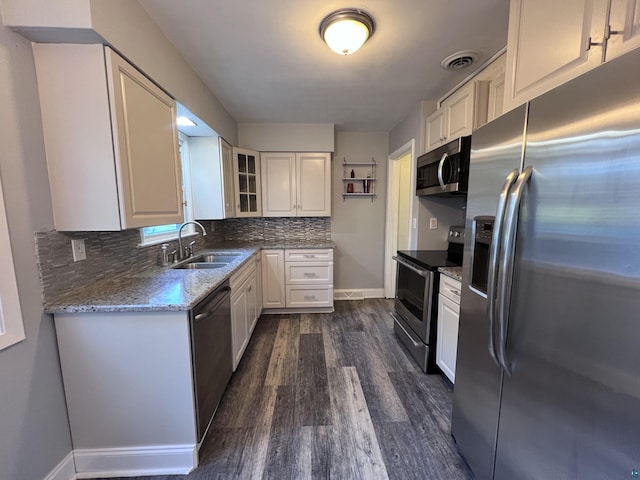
(384, 140), (416, 298)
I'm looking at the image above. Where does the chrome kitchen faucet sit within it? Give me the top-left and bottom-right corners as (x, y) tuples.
(178, 221), (207, 260)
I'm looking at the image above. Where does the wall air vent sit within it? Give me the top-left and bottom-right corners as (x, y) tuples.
(440, 50), (481, 71)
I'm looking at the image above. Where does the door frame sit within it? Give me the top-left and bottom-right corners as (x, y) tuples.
(384, 139), (416, 298)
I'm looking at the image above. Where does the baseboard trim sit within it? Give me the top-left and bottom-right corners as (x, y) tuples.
(262, 306), (334, 314)
(73, 444), (196, 479)
(44, 452), (76, 480)
(334, 288), (384, 300)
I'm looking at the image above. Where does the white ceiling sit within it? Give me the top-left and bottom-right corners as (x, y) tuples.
(140, 0), (510, 132)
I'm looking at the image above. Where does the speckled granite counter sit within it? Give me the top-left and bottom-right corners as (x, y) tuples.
(44, 241), (334, 314)
(438, 266), (462, 281)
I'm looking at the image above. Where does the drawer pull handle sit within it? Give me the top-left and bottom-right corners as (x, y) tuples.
(451, 289), (460, 296)
(303, 254), (316, 258)
(303, 272), (317, 278)
(303, 295), (317, 301)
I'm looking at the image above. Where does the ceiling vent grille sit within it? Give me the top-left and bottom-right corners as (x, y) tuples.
(440, 50), (481, 71)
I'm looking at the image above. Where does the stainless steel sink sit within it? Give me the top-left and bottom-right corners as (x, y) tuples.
(174, 262), (227, 270)
(191, 254), (240, 263)
(172, 253), (241, 270)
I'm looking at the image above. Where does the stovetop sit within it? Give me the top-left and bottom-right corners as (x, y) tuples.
(396, 250), (461, 271)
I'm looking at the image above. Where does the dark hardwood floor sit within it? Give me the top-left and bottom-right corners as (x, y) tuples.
(103, 299), (473, 480)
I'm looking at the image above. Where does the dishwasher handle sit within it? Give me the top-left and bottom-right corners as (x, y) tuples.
(193, 286), (231, 321)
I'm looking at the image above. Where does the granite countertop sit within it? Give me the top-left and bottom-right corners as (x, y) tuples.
(45, 240), (335, 314)
(438, 266), (462, 281)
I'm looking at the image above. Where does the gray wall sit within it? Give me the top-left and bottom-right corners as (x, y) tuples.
(388, 99), (466, 250)
(238, 123), (335, 152)
(331, 132), (388, 291)
(0, 22), (73, 480)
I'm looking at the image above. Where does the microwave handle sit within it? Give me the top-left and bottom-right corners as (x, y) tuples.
(437, 153), (448, 189)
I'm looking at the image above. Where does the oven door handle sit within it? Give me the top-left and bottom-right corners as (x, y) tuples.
(392, 256), (430, 278)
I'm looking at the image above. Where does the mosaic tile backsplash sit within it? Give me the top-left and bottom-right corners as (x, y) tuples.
(223, 217), (331, 242)
(35, 217), (331, 302)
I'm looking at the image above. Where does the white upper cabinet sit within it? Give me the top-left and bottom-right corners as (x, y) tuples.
(34, 44), (183, 231)
(484, 53), (507, 123)
(261, 152), (297, 217)
(190, 136), (235, 220)
(232, 147), (262, 217)
(425, 80), (489, 153)
(261, 152), (331, 217)
(606, 0), (640, 60)
(219, 139), (236, 218)
(425, 109), (446, 152)
(503, 0), (610, 112)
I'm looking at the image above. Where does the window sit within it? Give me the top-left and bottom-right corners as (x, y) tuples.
(140, 132), (194, 245)
(0, 174), (25, 351)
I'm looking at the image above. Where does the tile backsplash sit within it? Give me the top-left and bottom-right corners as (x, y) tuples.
(223, 217), (331, 242)
(35, 217), (331, 301)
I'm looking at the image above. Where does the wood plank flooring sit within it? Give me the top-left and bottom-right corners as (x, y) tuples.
(101, 299), (473, 480)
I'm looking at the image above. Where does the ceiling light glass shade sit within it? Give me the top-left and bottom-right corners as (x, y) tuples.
(319, 9), (375, 55)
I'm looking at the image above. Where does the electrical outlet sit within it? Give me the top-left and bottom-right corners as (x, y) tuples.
(71, 239), (86, 261)
(429, 217), (438, 230)
(412, 218), (417, 229)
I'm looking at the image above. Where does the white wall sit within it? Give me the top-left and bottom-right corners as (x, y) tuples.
(2, 0), (238, 144)
(332, 132), (388, 291)
(0, 19), (73, 480)
(238, 123), (334, 152)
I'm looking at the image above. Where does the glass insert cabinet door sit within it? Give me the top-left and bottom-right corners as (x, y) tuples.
(232, 147), (262, 217)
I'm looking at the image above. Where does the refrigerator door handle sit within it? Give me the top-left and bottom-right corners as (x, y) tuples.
(487, 168), (520, 369)
(437, 153), (449, 189)
(497, 166), (534, 375)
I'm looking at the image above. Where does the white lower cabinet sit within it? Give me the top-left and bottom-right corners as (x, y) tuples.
(262, 248), (334, 312)
(230, 255), (259, 370)
(262, 249), (286, 309)
(436, 275), (462, 384)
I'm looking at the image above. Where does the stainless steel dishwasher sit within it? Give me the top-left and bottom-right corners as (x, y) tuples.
(190, 281), (232, 443)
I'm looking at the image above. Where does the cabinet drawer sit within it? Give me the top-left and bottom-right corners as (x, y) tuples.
(285, 262), (333, 285)
(284, 249), (333, 262)
(285, 285), (334, 308)
(439, 275), (461, 304)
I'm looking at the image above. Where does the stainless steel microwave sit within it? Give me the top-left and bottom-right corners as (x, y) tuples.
(416, 136), (471, 196)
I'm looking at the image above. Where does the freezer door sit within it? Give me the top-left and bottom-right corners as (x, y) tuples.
(494, 48), (640, 479)
(451, 104), (527, 480)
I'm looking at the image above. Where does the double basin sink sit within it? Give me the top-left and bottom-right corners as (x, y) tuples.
(172, 253), (241, 270)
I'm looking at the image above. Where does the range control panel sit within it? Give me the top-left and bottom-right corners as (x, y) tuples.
(448, 225), (466, 244)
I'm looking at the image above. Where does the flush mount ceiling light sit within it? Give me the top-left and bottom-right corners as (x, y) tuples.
(319, 8), (375, 55)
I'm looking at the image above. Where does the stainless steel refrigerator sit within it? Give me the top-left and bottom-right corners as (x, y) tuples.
(451, 46), (640, 480)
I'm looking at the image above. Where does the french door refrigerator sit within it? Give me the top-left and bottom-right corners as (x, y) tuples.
(451, 46), (640, 480)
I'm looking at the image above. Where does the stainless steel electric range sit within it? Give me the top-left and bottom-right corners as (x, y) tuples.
(392, 226), (464, 373)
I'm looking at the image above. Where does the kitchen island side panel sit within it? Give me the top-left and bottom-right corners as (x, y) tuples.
(54, 311), (197, 449)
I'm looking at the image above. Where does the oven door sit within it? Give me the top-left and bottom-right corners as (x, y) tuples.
(392, 255), (434, 343)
